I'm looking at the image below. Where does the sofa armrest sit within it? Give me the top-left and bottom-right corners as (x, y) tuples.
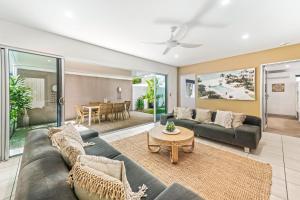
(154, 183), (203, 200)
(80, 129), (99, 141)
(160, 113), (174, 125)
(235, 124), (261, 149)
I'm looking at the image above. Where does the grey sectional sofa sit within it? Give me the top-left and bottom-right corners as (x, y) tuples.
(15, 128), (202, 200)
(161, 110), (261, 152)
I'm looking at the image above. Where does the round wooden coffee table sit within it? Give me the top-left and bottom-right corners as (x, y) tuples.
(147, 125), (194, 164)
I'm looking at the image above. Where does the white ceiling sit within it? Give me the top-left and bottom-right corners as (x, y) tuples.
(0, 0), (300, 67)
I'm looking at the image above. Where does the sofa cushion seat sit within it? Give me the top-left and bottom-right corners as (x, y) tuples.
(166, 118), (199, 130)
(194, 123), (236, 143)
(84, 137), (121, 159)
(16, 157), (77, 200)
(113, 154), (166, 200)
(154, 183), (203, 200)
(79, 129), (99, 141)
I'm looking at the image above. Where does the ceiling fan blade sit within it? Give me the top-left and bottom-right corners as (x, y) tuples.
(179, 43), (202, 48)
(162, 47), (172, 55)
(191, 0), (218, 23)
(142, 41), (166, 45)
(154, 18), (182, 25)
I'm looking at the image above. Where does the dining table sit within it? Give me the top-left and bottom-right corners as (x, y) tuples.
(82, 105), (99, 126)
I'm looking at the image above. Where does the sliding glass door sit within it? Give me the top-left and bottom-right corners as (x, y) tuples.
(7, 49), (64, 156)
(154, 74), (167, 121)
(131, 72), (167, 123)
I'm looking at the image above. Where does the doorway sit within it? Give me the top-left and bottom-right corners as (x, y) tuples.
(132, 72), (167, 122)
(0, 47), (64, 159)
(261, 60), (300, 137)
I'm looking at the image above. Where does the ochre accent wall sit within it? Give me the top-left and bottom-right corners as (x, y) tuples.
(178, 43), (300, 117)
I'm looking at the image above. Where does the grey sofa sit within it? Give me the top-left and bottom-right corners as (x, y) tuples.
(161, 110), (261, 152)
(15, 128), (202, 200)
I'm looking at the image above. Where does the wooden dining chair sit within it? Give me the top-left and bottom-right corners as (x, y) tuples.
(113, 103), (126, 120)
(95, 103), (114, 124)
(75, 105), (89, 124)
(124, 101), (131, 119)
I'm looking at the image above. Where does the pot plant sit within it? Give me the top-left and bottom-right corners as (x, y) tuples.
(135, 96), (144, 111)
(9, 75), (32, 137)
(145, 79), (154, 108)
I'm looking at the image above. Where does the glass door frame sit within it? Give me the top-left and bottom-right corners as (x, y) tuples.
(0, 44), (65, 160)
(153, 73), (168, 122)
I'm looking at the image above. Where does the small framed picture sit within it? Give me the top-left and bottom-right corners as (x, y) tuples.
(272, 83), (285, 92)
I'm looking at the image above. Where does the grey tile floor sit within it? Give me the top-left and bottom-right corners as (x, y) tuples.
(1, 123), (299, 200)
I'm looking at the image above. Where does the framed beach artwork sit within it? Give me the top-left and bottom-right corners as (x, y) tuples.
(197, 68), (256, 100)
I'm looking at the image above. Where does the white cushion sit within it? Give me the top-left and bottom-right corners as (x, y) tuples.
(53, 134), (86, 167)
(232, 113), (246, 128)
(214, 110), (233, 128)
(176, 107), (193, 120)
(195, 109), (212, 123)
(50, 123), (94, 148)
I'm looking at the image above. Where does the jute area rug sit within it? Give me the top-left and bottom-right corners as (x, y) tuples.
(112, 133), (272, 200)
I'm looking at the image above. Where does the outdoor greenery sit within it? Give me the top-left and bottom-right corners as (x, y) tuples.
(9, 75), (32, 128)
(134, 77), (166, 115)
(132, 77), (142, 84)
(145, 79), (156, 104)
(135, 96), (144, 110)
(143, 107), (166, 114)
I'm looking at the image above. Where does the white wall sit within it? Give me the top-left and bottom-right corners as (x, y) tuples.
(179, 74), (196, 108)
(0, 20), (177, 112)
(267, 62), (300, 116)
(267, 77), (297, 116)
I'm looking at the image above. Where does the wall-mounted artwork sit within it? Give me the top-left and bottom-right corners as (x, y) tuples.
(197, 68), (255, 100)
(185, 79), (195, 98)
(272, 83), (285, 92)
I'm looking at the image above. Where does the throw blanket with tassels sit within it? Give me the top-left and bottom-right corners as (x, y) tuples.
(68, 155), (147, 200)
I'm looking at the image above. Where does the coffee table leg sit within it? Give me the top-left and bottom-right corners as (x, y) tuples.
(182, 139), (195, 153)
(171, 144), (178, 164)
(147, 132), (161, 153)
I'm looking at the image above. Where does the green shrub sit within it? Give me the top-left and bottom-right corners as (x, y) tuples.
(135, 96), (144, 110)
(9, 75), (32, 125)
(132, 77), (142, 84)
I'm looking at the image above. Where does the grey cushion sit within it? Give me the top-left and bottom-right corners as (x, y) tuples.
(84, 137), (121, 159)
(16, 157), (77, 200)
(113, 154), (166, 200)
(154, 183), (203, 200)
(194, 123), (235, 143)
(166, 118), (199, 130)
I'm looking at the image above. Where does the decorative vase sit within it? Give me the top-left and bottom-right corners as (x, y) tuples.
(22, 109), (29, 127)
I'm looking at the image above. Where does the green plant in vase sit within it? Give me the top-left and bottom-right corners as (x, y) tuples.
(166, 121), (175, 132)
(9, 75), (32, 135)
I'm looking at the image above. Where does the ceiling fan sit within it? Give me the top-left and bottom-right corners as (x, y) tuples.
(144, 25), (202, 55)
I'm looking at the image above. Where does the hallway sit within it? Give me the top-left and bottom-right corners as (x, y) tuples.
(265, 115), (300, 138)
